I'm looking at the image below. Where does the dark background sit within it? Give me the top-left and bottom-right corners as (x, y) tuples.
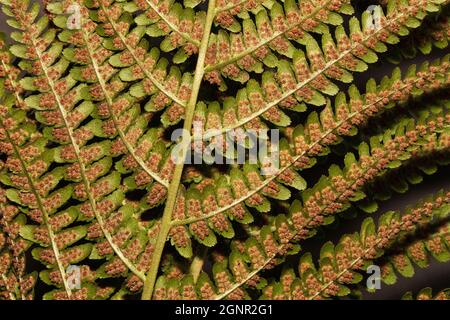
(0, 1), (449, 300)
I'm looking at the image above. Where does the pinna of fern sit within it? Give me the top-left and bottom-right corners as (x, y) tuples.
(387, 6), (449, 63)
(0, 0), (449, 301)
(167, 59), (450, 259)
(378, 219), (450, 287)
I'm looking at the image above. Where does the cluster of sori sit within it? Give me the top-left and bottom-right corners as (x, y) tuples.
(0, 0), (449, 300)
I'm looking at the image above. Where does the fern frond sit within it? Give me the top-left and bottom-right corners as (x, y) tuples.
(205, 0), (445, 98)
(162, 107), (450, 300)
(379, 220), (450, 285)
(389, 7), (449, 62)
(56, 7), (169, 188)
(48, 1), (192, 110)
(1, 0), (449, 301)
(205, 0), (354, 80)
(0, 36), (36, 301)
(0, 0), (153, 298)
(262, 189), (450, 299)
(140, 0), (219, 300)
(366, 144), (450, 203)
(172, 57), (449, 229)
(202, 7), (449, 138)
(402, 287), (450, 299)
(132, 0), (202, 47)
